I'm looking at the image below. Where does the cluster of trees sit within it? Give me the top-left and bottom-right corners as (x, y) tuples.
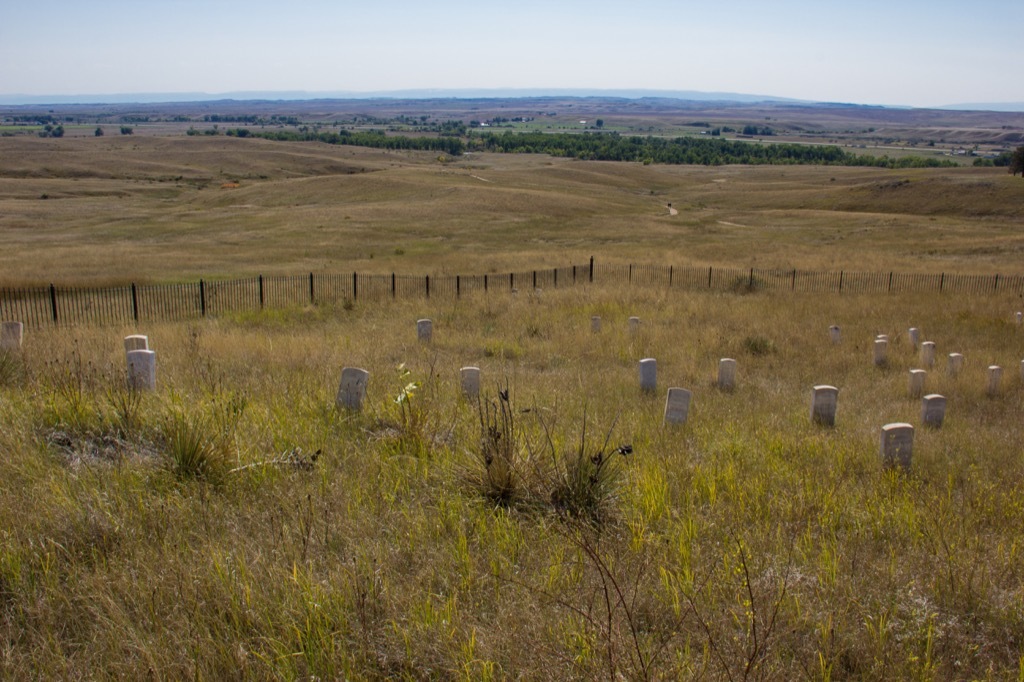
(465, 131), (957, 168)
(249, 129), (465, 155)
(241, 127), (983, 169)
(37, 124), (64, 138)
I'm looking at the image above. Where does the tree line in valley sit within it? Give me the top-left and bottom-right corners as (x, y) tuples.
(242, 128), (1019, 170)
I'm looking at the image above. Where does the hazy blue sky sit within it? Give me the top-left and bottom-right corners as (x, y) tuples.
(2, 0), (1020, 107)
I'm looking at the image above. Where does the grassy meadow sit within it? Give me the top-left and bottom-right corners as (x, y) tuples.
(2, 283), (1024, 678)
(2, 132), (1024, 678)
(1, 136), (1023, 286)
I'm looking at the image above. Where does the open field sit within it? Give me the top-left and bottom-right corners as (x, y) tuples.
(1, 136), (1023, 286)
(1, 285), (1023, 678)
(2, 106), (1024, 678)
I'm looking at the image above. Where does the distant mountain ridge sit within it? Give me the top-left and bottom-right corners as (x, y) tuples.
(0, 88), (805, 106)
(1, 88), (1022, 113)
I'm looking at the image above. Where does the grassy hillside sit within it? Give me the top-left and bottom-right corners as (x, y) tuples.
(1, 136), (1022, 285)
(1, 284), (1023, 678)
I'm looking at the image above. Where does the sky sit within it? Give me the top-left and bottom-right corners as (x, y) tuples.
(2, 0), (1021, 108)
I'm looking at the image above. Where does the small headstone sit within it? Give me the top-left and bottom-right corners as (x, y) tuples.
(717, 358), (737, 391)
(829, 325), (841, 345)
(948, 353), (964, 377)
(1016, 311), (1022, 325)
(880, 423), (914, 471)
(921, 394), (947, 428)
(126, 349), (156, 391)
(987, 365), (1003, 397)
(628, 316), (641, 336)
(336, 367), (370, 411)
(123, 334), (149, 353)
(663, 387), (692, 425)
(639, 358), (657, 393)
(0, 321), (24, 351)
(460, 366), (481, 399)
(810, 385), (839, 426)
(591, 316), (601, 333)
(417, 319), (433, 343)
(873, 339), (888, 366)
(876, 334), (889, 342)
(920, 341), (936, 369)
(908, 328), (920, 350)
(908, 369), (926, 399)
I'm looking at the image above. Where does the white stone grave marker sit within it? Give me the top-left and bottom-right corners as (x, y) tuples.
(908, 369), (926, 399)
(874, 339), (888, 366)
(460, 366), (481, 399)
(810, 385), (839, 426)
(921, 394), (946, 428)
(0, 321), (24, 351)
(908, 327), (920, 350)
(987, 365), (1003, 397)
(123, 334), (149, 353)
(948, 353), (964, 377)
(829, 325), (841, 345)
(718, 358), (737, 391)
(591, 316), (601, 333)
(336, 367), (370, 411)
(880, 423), (914, 471)
(417, 319), (433, 343)
(920, 341), (936, 369)
(628, 316), (641, 336)
(664, 387), (692, 425)
(1016, 311), (1022, 325)
(639, 358), (657, 393)
(126, 349), (156, 391)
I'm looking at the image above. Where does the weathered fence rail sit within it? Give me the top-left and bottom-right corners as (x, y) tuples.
(3, 259), (1022, 329)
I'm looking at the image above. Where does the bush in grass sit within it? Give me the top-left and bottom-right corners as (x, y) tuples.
(163, 409), (228, 484)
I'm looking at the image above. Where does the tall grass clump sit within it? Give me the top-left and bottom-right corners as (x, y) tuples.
(163, 407), (228, 483)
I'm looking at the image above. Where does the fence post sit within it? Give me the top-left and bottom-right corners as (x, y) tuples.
(131, 283), (139, 322)
(456, 275), (461, 298)
(484, 274), (488, 292)
(669, 265), (673, 287)
(353, 272), (358, 301)
(749, 268), (754, 289)
(309, 273), (315, 304)
(708, 266), (712, 288)
(994, 274), (1000, 292)
(888, 272), (893, 293)
(839, 271), (843, 293)
(258, 275), (264, 309)
(391, 273), (396, 299)
(553, 267), (557, 287)
(533, 270), (537, 289)
(199, 279), (206, 317)
(510, 272), (514, 290)
(940, 272), (944, 292)
(589, 256), (594, 283)
(426, 275), (430, 299)
(629, 264), (633, 284)
(49, 283), (58, 324)
(792, 269), (796, 291)
(573, 265), (576, 283)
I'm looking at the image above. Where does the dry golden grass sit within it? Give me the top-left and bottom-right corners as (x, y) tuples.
(1, 136), (1022, 286)
(1, 283), (1023, 678)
